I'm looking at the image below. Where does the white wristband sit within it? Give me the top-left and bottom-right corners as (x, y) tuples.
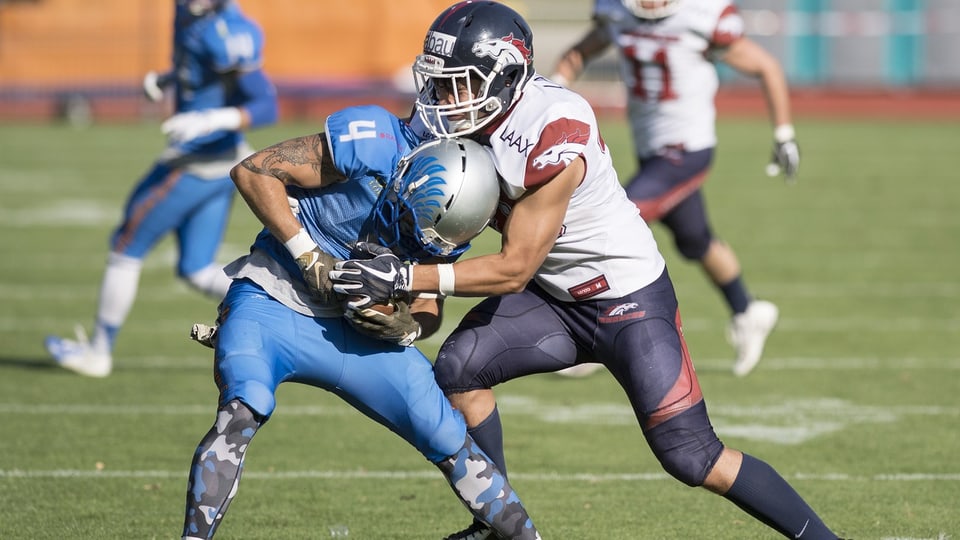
(283, 228), (317, 258)
(210, 107), (243, 131)
(774, 124), (795, 143)
(437, 264), (456, 296)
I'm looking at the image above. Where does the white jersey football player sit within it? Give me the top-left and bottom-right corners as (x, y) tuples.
(331, 2), (837, 539)
(552, 0), (800, 378)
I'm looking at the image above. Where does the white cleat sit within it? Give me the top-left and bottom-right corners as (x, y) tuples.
(554, 363), (604, 378)
(44, 325), (112, 378)
(727, 300), (779, 377)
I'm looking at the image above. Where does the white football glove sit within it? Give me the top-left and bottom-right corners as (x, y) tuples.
(765, 124), (800, 181)
(142, 71), (172, 102)
(161, 107), (242, 143)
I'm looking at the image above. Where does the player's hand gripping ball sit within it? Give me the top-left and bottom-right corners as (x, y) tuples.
(345, 299), (421, 346)
(351, 297), (395, 315)
(331, 241), (412, 310)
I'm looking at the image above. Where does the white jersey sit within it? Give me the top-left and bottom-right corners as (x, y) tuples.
(594, 0), (744, 158)
(414, 75), (665, 302)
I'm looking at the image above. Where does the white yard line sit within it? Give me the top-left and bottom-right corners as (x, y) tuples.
(5, 281), (960, 297)
(17, 354), (956, 371)
(1, 468), (958, 483)
(5, 315), (960, 334)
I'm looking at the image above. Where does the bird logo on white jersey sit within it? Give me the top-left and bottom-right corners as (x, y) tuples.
(532, 128), (589, 170)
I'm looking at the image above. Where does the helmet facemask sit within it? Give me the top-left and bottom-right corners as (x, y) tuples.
(177, 0), (227, 17)
(414, 54), (507, 138)
(622, 0), (681, 19)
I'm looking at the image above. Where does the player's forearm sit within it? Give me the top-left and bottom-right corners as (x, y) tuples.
(723, 38), (793, 127)
(552, 27), (610, 85)
(236, 69), (279, 129)
(410, 296), (443, 338)
(412, 253), (535, 298)
(759, 64), (793, 129)
(230, 161), (302, 244)
(552, 48), (584, 85)
(154, 70), (175, 87)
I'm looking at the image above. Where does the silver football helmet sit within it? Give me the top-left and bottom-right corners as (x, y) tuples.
(622, 0), (680, 19)
(365, 138), (501, 260)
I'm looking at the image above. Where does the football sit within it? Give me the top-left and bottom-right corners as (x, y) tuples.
(350, 296), (395, 315)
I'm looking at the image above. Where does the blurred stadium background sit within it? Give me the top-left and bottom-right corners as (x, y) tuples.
(1, 0), (958, 123)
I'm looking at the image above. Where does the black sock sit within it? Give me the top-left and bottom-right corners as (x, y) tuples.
(723, 453), (837, 539)
(467, 406), (507, 477)
(719, 275), (751, 314)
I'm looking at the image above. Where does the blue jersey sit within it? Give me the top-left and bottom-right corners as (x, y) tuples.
(171, 2), (270, 155)
(250, 105), (421, 284)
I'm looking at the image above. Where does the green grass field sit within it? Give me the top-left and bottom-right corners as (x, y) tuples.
(1, 116), (957, 539)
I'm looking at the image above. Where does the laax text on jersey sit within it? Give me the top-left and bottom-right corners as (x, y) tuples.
(498, 129), (535, 154)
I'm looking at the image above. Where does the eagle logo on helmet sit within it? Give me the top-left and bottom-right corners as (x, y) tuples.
(471, 33), (532, 66)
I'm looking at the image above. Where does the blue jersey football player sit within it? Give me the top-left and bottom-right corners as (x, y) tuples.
(180, 104), (540, 540)
(45, 0), (278, 377)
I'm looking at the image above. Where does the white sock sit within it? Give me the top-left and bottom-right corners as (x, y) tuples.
(184, 263), (231, 299)
(92, 252), (143, 354)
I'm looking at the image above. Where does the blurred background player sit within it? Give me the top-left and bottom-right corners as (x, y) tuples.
(552, 0), (800, 378)
(181, 104), (539, 540)
(332, 2), (838, 538)
(44, 0), (278, 377)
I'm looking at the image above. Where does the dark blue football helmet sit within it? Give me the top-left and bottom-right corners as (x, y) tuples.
(414, 1), (535, 137)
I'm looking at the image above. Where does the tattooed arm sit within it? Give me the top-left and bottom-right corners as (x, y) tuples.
(230, 133), (346, 245)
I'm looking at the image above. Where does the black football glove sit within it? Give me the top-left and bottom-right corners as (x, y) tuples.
(766, 124), (800, 181)
(344, 300), (422, 347)
(330, 241), (412, 310)
(295, 247), (341, 304)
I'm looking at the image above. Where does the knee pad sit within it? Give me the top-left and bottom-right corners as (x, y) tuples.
(644, 400), (723, 487)
(434, 328), (483, 393)
(221, 379), (277, 419)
